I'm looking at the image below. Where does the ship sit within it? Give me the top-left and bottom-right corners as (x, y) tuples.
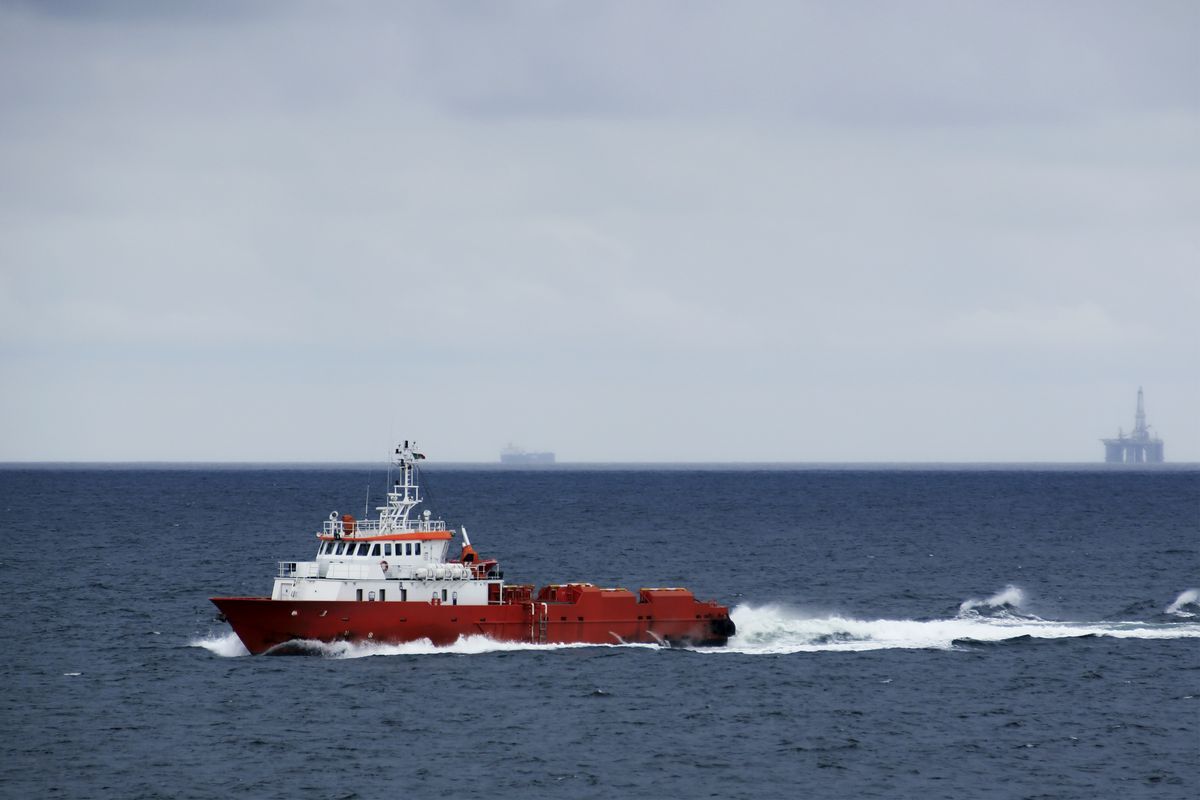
(500, 443), (556, 465)
(211, 441), (735, 654)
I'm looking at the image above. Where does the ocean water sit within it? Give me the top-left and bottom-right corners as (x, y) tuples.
(1, 465), (1197, 799)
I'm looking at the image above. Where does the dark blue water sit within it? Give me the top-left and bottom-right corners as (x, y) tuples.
(2, 465), (1197, 799)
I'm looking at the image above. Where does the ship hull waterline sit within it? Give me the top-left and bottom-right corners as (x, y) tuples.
(211, 596), (736, 655)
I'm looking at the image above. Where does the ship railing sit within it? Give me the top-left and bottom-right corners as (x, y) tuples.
(321, 518), (449, 537)
(278, 561), (320, 578)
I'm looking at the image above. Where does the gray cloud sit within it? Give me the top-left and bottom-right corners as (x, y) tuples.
(1, 1), (1197, 461)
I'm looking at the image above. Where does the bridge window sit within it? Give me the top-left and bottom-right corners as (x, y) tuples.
(335, 542), (347, 555)
(384, 543), (392, 556)
(370, 543), (381, 556)
(405, 543), (412, 556)
(356, 543), (370, 556)
(415, 543), (422, 556)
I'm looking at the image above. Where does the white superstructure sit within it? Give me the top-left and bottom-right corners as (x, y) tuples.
(271, 441), (499, 605)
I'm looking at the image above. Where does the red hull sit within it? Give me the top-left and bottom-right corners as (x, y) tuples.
(211, 585), (734, 655)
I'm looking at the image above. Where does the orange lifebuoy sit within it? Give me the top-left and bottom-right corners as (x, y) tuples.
(379, 560), (389, 572)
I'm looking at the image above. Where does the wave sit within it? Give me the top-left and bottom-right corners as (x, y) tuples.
(957, 584), (1027, 616)
(1165, 588), (1199, 618)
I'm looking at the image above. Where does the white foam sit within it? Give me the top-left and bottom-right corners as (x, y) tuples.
(1166, 588), (1199, 618)
(958, 585), (1026, 615)
(282, 635), (659, 659)
(190, 631), (251, 658)
(189, 630), (657, 659)
(697, 603), (1200, 655)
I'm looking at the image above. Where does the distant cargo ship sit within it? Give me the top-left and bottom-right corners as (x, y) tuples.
(501, 444), (556, 465)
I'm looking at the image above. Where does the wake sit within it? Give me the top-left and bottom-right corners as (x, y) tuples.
(712, 603), (1200, 655)
(191, 586), (1200, 658)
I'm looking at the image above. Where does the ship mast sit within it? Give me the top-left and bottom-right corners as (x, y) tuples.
(378, 440), (425, 532)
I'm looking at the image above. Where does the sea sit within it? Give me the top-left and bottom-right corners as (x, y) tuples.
(1, 464), (1197, 799)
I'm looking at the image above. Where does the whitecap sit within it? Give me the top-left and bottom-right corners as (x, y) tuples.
(958, 585), (1026, 615)
(1165, 588), (1199, 618)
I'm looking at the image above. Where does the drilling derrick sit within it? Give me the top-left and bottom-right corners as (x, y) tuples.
(1101, 387), (1165, 464)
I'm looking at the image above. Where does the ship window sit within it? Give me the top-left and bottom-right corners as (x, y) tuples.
(335, 542), (347, 555)
(323, 542), (333, 554)
(384, 543), (392, 556)
(405, 543), (412, 556)
(415, 543), (421, 556)
(371, 543), (381, 556)
(356, 543), (370, 556)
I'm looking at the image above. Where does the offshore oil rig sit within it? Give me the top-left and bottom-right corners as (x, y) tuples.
(1101, 387), (1164, 464)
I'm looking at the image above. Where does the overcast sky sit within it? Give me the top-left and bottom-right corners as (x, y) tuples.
(1, 1), (1197, 462)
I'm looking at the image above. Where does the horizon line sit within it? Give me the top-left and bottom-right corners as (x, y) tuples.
(2, 459), (1196, 467)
